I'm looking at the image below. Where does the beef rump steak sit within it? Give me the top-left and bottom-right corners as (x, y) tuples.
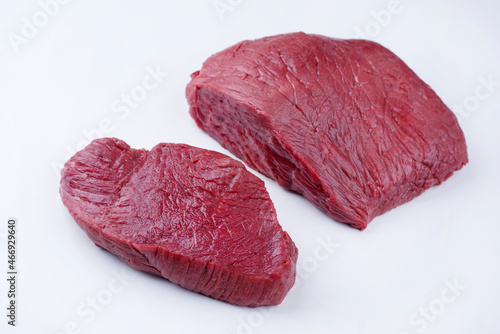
(186, 32), (468, 230)
(60, 138), (297, 307)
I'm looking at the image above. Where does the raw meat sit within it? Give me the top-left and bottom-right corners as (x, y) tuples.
(186, 32), (468, 230)
(60, 138), (297, 307)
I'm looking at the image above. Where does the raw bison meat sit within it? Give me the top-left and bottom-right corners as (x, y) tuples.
(186, 32), (468, 230)
(60, 138), (297, 307)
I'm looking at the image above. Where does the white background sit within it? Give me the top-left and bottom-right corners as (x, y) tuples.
(1, 1), (499, 333)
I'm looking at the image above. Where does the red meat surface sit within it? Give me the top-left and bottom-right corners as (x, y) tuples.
(186, 32), (468, 230)
(60, 138), (297, 307)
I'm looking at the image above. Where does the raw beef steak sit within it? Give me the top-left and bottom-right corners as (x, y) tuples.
(186, 32), (468, 230)
(60, 138), (297, 307)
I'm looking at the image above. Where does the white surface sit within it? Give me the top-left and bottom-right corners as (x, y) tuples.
(1, 1), (499, 333)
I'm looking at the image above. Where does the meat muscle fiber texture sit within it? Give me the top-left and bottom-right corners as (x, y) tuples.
(60, 138), (297, 307)
(186, 32), (468, 230)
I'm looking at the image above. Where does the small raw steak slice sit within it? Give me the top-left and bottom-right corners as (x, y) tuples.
(186, 32), (468, 230)
(60, 138), (297, 307)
